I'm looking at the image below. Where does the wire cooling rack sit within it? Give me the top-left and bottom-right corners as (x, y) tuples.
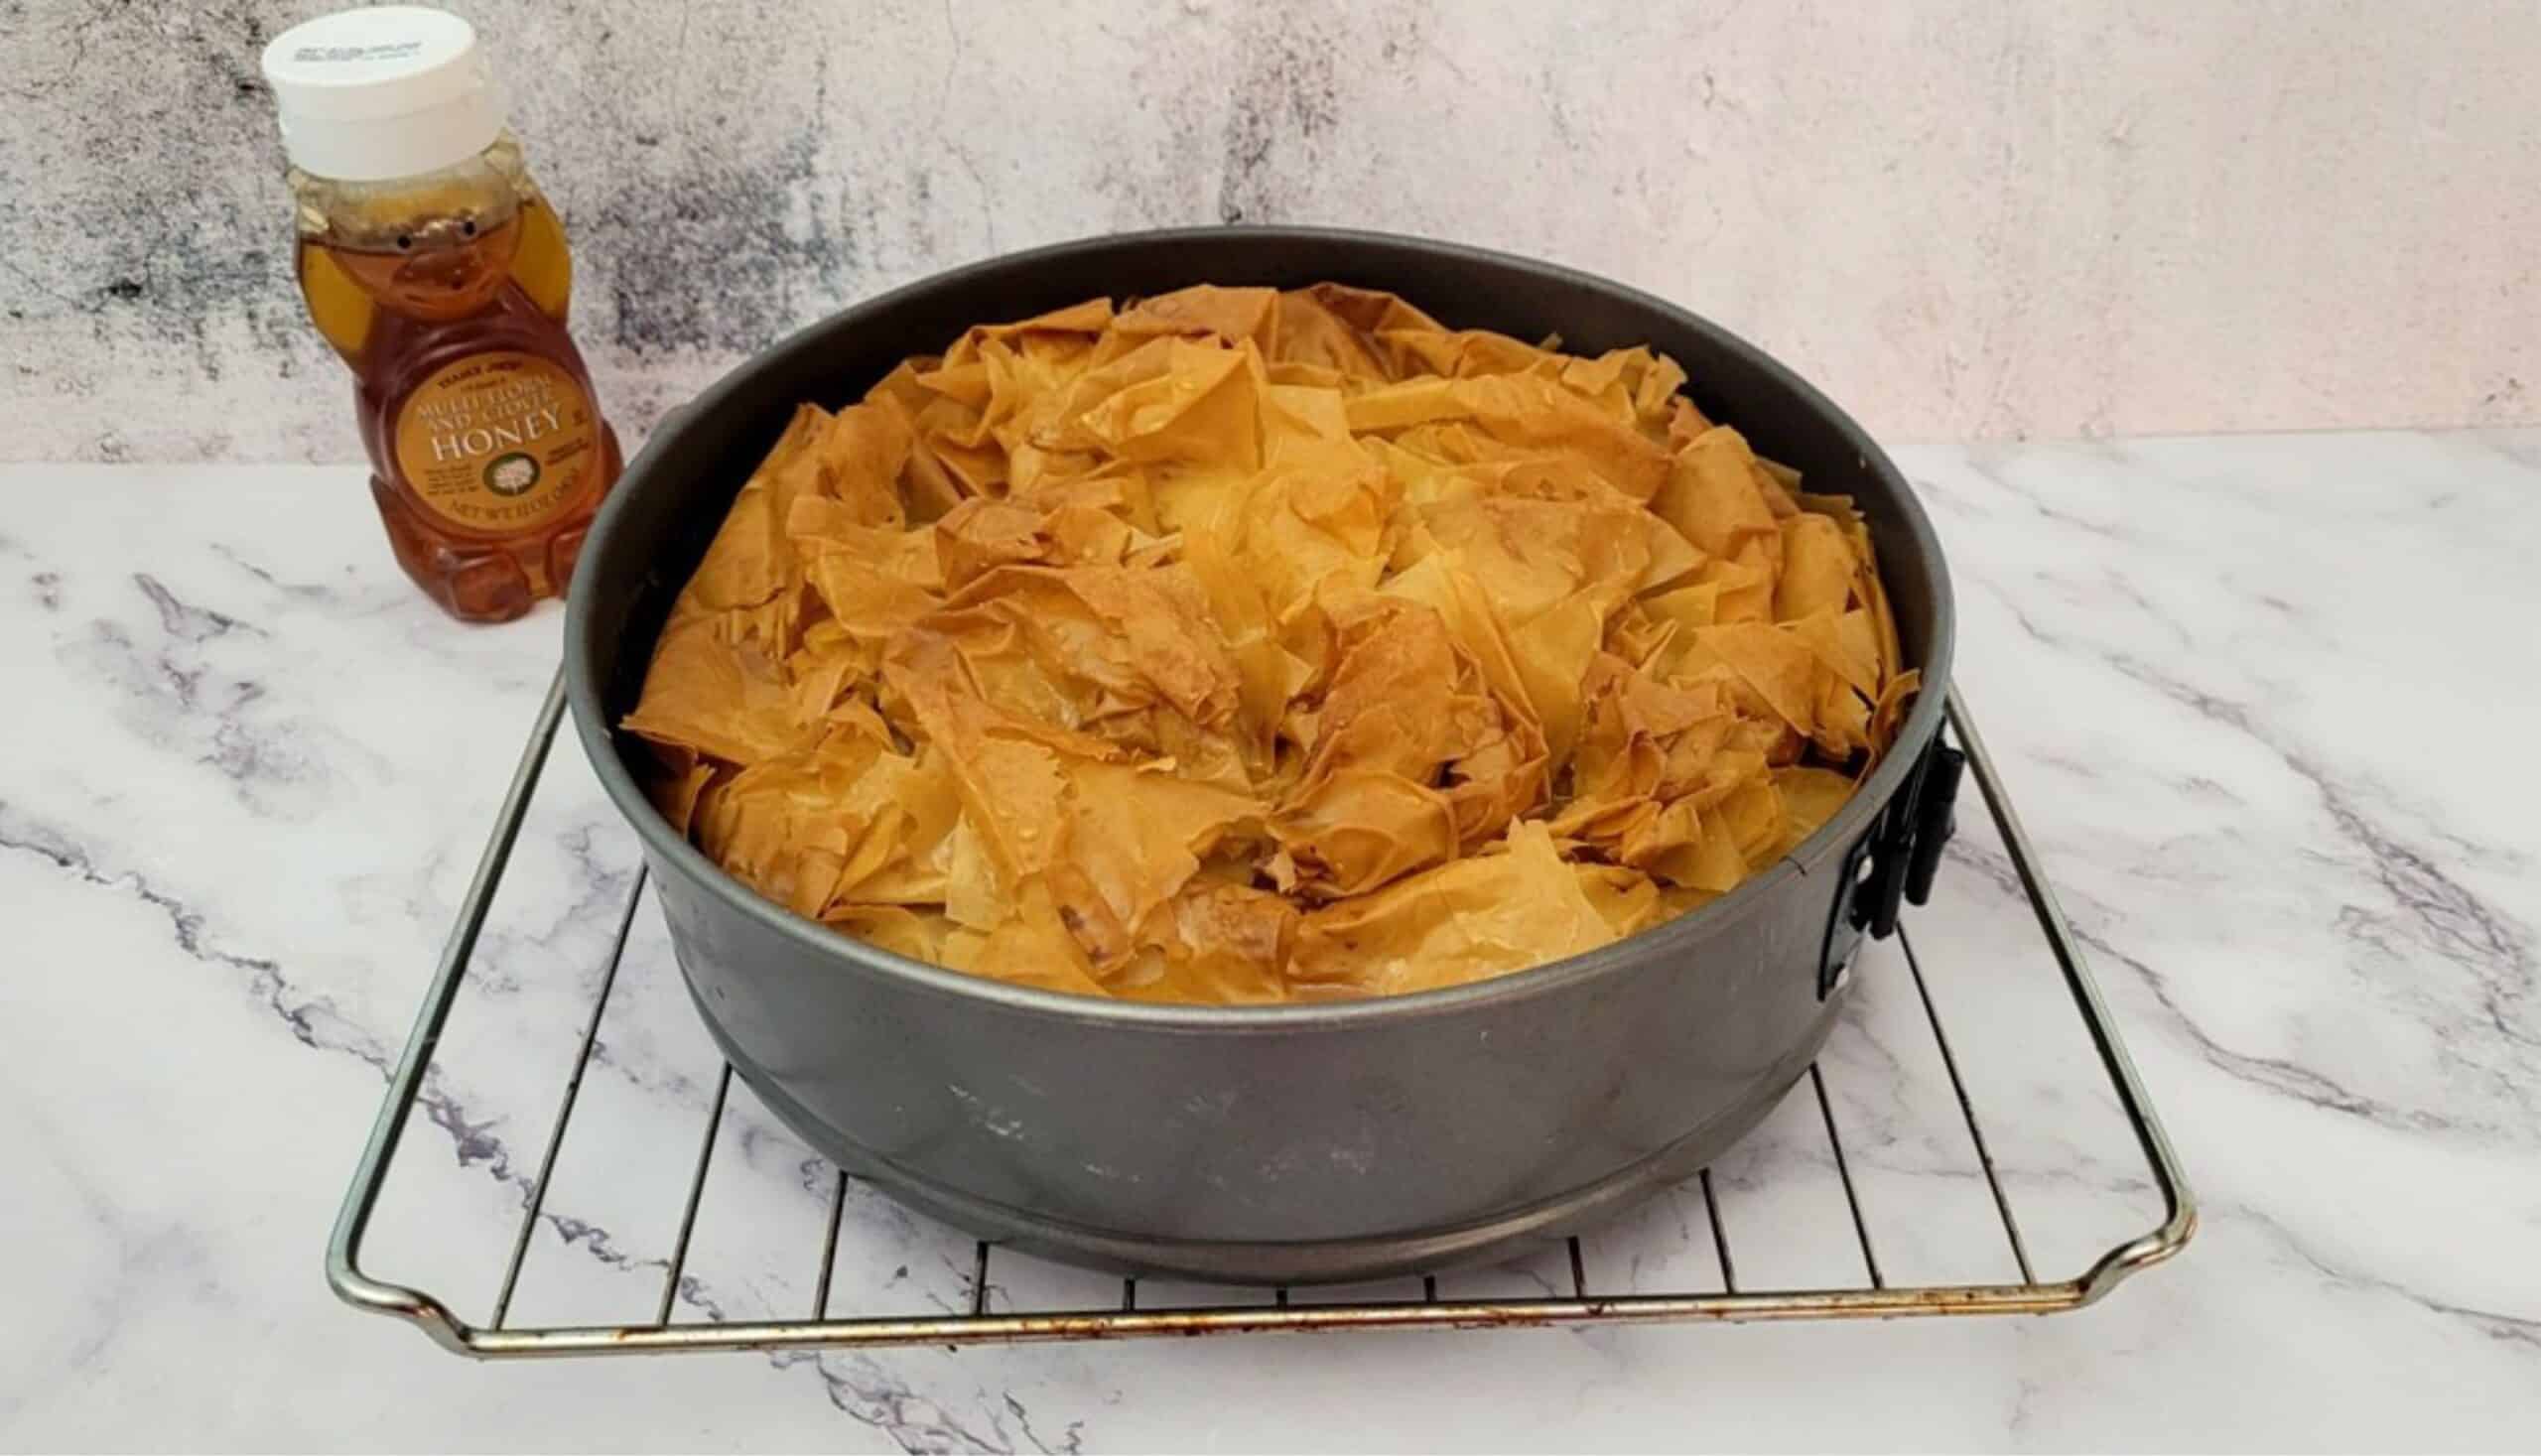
(327, 676), (2193, 1357)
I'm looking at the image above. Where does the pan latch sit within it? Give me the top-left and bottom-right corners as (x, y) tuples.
(1817, 735), (1966, 998)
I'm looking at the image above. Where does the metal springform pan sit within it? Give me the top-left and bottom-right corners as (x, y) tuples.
(564, 226), (1957, 1285)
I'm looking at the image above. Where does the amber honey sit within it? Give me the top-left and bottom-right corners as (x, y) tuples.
(295, 170), (617, 621)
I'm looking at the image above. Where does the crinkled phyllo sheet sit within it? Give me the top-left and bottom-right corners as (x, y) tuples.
(625, 284), (1915, 1003)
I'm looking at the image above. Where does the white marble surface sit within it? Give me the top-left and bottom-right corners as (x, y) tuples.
(7, 2), (2541, 459)
(4, 433), (2538, 1450)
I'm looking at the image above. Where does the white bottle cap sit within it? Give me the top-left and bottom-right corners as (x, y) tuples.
(259, 6), (506, 182)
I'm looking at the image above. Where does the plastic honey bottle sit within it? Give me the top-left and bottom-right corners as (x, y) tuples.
(261, 6), (619, 622)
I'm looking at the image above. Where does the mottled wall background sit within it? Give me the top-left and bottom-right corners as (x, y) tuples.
(3, 0), (2536, 462)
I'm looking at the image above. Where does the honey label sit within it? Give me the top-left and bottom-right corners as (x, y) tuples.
(392, 350), (598, 534)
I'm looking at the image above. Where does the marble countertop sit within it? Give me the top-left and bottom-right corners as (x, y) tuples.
(5, 432), (2536, 1450)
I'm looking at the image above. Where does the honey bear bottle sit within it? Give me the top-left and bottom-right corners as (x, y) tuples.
(262, 6), (620, 622)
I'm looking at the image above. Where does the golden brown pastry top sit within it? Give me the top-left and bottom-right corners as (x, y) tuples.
(623, 284), (1915, 1003)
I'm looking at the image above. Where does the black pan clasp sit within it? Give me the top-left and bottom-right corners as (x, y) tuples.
(1818, 735), (1966, 998)
(1900, 743), (1965, 912)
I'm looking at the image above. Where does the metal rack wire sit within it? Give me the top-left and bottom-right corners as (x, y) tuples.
(327, 676), (2194, 1357)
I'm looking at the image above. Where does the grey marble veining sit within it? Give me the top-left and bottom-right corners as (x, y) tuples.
(3, 432), (2537, 1448)
(5, 2), (2539, 463)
